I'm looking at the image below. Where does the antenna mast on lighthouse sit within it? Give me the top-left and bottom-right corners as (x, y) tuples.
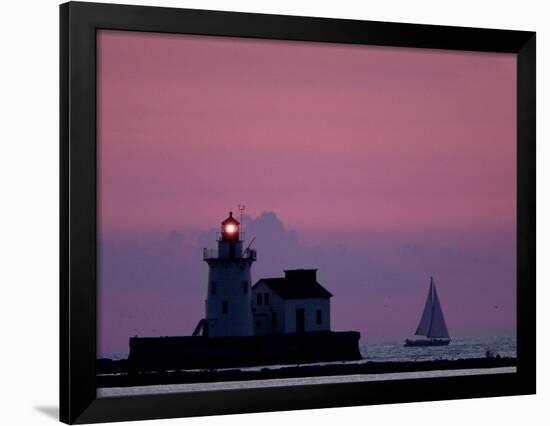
(238, 204), (245, 240)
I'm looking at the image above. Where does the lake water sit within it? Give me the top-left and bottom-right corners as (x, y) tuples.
(98, 334), (516, 397)
(360, 334), (516, 362)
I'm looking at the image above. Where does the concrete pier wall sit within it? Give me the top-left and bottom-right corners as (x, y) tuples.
(128, 331), (361, 372)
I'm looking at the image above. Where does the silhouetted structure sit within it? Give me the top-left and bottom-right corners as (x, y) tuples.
(253, 269), (332, 335)
(201, 212), (256, 337)
(127, 212), (361, 372)
(128, 331), (360, 371)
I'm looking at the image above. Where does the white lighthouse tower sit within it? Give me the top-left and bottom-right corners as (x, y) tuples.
(202, 212), (256, 337)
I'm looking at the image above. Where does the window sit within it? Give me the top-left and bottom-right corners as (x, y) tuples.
(257, 293), (262, 305)
(222, 301), (228, 314)
(316, 309), (322, 325)
(256, 320), (261, 329)
(272, 312), (278, 327)
(242, 280), (248, 294)
(264, 293), (270, 305)
(211, 281), (217, 295)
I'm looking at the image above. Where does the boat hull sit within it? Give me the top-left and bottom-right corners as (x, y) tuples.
(404, 338), (450, 347)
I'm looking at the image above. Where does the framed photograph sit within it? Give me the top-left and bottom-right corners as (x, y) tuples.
(60, 1), (536, 424)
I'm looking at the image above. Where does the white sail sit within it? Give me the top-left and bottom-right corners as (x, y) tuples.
(415, 280), (434, 336)
(414, 277), (450, 339)
(427, 281), (450, 338)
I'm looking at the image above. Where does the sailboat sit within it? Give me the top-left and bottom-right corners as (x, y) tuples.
(404, 277), (451, 347)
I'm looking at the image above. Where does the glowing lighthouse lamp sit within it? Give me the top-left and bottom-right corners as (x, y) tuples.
(224, 223), (237, 235)
(220, 211), (240, 248)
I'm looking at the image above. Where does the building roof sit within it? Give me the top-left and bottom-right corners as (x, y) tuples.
(253, 270), (333, 300)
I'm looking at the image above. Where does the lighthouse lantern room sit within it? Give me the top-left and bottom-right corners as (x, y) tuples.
(202, 212), (256, 337)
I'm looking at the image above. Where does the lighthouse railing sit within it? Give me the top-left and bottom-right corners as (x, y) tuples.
(203, 247), (256, 260)
(203, 248), (217, 260)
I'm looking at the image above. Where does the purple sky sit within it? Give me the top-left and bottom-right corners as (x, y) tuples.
(97, 30), (516, 356)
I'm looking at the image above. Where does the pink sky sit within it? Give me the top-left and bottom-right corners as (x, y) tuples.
(98, 30), (515, 233)
(97, 30), (516, 355)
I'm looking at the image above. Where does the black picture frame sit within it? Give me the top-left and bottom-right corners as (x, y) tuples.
(60, 1), (536, 424)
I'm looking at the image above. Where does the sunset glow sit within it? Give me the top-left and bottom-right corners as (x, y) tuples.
(97, 30), (516, 356)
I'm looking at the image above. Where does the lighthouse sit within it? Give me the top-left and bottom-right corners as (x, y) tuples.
(202, 212), (257, 337)
(129, 210), (362, 371)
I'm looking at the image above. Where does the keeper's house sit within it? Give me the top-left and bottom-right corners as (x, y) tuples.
(252, 269), (332, 336)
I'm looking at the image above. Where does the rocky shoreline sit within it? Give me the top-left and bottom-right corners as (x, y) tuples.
(97, 356), (516, 388)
